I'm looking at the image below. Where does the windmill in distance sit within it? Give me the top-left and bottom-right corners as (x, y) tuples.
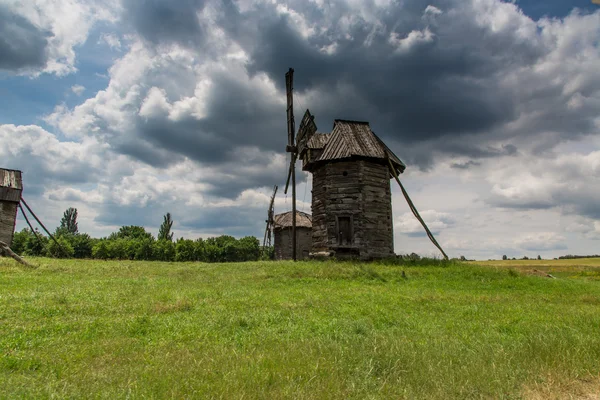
(262, 185), (278, 253)
(283, 68), (317, 261)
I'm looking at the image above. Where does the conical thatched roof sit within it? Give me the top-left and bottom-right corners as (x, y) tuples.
(273, 211), (312, 229)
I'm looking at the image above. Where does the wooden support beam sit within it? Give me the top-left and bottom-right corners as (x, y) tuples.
(387, 158), (449, 260)
(20, 197), (67, 257)
(0, 240), (36, 268)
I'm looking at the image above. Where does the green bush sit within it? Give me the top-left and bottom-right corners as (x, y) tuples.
(92, 241), (110, 260)
(68, 233), (94, 258)
(108, 239), (128, 260)
(10, 223), (260, 263)
(135, 238), (154, 260)
(108, 226), (154, 241)
(194, 238), (206, 262)
(204, 239), (223, 262)
(154, 240), (175, 262)
(11, 228), (32, 255)
(24, 230), (48, 256)
(175, 239), (196, 262)
(47, 237), (75, 258)
(237, 236), (260, 261)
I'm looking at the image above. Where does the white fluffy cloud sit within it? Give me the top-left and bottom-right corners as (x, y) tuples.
(3, 0), (120, 76)
(486, 150), (600, 219)
(395, 210), (455, 235)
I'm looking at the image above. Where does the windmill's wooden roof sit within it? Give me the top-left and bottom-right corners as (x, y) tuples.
(274, 211), (312, 229)
(315, 120), (406, 173)
(0, 169), (23, 203)
(307, 133), (329, 149)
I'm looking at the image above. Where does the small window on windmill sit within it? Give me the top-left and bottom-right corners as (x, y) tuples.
(337, 216), (352, 246)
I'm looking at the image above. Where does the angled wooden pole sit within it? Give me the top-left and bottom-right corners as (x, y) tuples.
(20, 197), (67, 257)
(292, 156), (297, 261)
(0, 240), (36, 268)
(387, 159), (449, 260)
(285, 67), (297, 261)
(18, 202), (46, 250)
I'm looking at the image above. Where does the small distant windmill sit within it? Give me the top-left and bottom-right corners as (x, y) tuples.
(283, 68), (317, 261)
(262, 185), (278, 251)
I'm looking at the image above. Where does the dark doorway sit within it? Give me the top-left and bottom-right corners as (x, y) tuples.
(337, 216), (352, 245)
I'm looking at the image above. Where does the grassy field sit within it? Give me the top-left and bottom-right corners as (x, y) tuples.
(1, 257), (599, 399)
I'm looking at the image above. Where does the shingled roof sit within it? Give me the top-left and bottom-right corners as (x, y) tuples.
(273, 211), (312, 229)
(306, 133), (329, 149)
(314, 120), (405, 173)
(0, 168), (23, 203)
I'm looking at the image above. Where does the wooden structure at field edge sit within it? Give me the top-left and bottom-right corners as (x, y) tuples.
(273, 211), (312, 260)
(302, 120), (406, 260)
(0, 169), (23, 248)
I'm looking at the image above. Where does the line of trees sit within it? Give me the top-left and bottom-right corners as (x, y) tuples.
(11, 208), (264, 262)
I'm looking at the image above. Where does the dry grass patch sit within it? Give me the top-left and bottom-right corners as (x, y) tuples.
(523, 374), (600, 400)
(152, 298), (193, 314)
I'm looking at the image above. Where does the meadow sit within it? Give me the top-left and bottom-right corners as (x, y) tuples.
(1, 257), (599, 399)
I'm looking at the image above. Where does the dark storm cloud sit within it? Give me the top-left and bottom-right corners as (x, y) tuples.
(94, 201), (165, 228)
(129, 73), (285, 169)
(555, 191), (600, 220)
(520, 241), (567, 252)
(123, 0), (207, 46)
(486, 173), (600, 220)
(450, 160), (481, 170)
(117, 137), (185, 168)
(488, 198), (555, 211)
(220, 0), (524, 141)
(213, 0), (588, 170)
(179, 205), (265, 237)
(85, 0), (598, 180)
(0, 5), (49, 71)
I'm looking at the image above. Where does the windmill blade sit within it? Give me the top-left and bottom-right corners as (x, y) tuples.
(267, 226), (272, 247)
(262, 223), (269, 249)
(263, 185), (279, 250)
(284, 154), (296, 194)
(269, 185), (278, 214)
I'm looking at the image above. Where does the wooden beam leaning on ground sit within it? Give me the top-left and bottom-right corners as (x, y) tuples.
(0, 240), (36, 268)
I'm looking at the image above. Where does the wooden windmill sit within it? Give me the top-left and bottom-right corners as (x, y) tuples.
(0, 167), (67, 265)
(283, 68), (317, 261)
(262, 185), (278, 251)
(282, 68), (448, 260)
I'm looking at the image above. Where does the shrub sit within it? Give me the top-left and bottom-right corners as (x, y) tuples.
(260, 246), (274, 261)
(24, 230), (48, 256)
(154, 240), (175, 262)
(11, 228), (32, 255)
(108, 239), (128, 260)
(175, 239), (196, 262)
(47, 237), (75, 258)
(194, 238), (206, 262)
(69, 233), (94, 258)
(92, 241), (110, 260)
(109, 226), (154, 241)
(237, 236), (260, 261)
(135, 238), (154, 260)
(204, 240), (222, 263)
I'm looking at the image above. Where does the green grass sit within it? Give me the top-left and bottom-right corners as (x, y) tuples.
(1, 258), (599, 399)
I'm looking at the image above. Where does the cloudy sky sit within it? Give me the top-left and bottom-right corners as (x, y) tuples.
(1, 0), (600, 259)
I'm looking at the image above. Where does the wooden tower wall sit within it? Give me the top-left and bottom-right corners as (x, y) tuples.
(0, 169), (23, 248)
(311, 159), (394, 259)
(0, 202), (18, 247)
(274, 227), (312, 260)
